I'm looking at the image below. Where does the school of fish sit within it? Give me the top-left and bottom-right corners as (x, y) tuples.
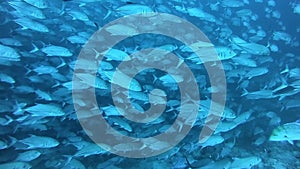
(0, 0), (299, 168)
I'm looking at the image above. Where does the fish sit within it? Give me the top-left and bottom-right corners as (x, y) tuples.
(105, 24), (138, 36)
(231, 56), (257, 67)
(0, 162), (31, 169)
(289, 68), (300, 78)
(112, 117), (133, 132)
(242, 89), (274, 99)
(215, 46), (237, 60)
(214, 121), (238, 134)
(8, 1), (46, 19)
(67, 10), (90, 21)
(199, 99), (236, 119)
(0, 73), (15, 84)
(253, 136), (266, 146)
(128, 91), (149, 102)
(233, 110), (253, 125)
(181, 41), (214, 52)
(230, 156), (262, 169)
(187, 8), (216, 22)
(41, 45), (73, 57)
(293, 4), (300, 14)
(33, 65), (58, 75)
(102, 48), (131, 61)
(62, 159), (86, 169)
(0, 38), (23, 47)
(102, 105), (123, 116)
(0, 115), (13, 126)
(0, 137), (17, 150)
(103, 69), (142, 92)
(0, 44), (21, 61)
(15, 18), (49, 33)
(67, 35), (87, 44)
(0, 0), (299, 167)
(116, 4), (153, 15)
(273, 31), (292, 43)
(74, 73), (108, 90)
(23, 0), (48, 9)
(16, 150), (41, 162)
(158, 74), (184, 84)
(18, 135), (59, 149)
(25, 104), (65, 117)
(200, 159), (231, 169)
(74, 142), (107, 158)
(281, 99), (300, 110)
(199, 134), (225, 149)
(269, 122), (300, 143)
(239, 43), (270, 55)
(221, 0), (245, 8)
(231, 36), (270, 55)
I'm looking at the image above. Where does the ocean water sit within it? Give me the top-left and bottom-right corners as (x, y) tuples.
(0, 0), (300, 168)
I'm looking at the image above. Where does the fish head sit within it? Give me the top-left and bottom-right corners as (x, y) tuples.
(247, 157), (262, 167)
(269, 126), (288, 141)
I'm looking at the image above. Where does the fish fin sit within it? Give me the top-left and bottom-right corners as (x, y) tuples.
(8, 136), (17, 147)
(241, 88), (249, 96)
(280, 106), (285, 112)
(184, 154), (195, 169)
(280, 64), (289, 74)
(28, 134), (37, 138)
(57, 57), (66, 68)
(30, 43), (39, 53)
(237, 76), (243, 84)
(103, 9), (112, 20)
(278, 95), (286, 101)
(287, 139), (294, 145)
(152, 74), (158, 84)
(51, 81), (61, 88)
(79, 3), (86, 7)
(24, 65), (33, 76)
(59, 1), (66, 16)
(63, 155), (73, 165)
(176, 59), (184, 69)
(4, 115), (13, 125)
(94, 22), (99, 29)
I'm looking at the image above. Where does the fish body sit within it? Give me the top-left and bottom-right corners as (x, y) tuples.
(16, 150), (41, 162)
(269, 122), (300, 142)
(230, 156), (262, 169)
(19, 135), (59, 149)
(0, 162), (31, 169)
(41, 45), (72, 57)
(0, 44), (20, 61)
(25, 104), (65, 117)
(15, 18), (49, 32)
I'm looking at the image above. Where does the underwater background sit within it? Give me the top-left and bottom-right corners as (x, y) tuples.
(0, 0), (300, 168)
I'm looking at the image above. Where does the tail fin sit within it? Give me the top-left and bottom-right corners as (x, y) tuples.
(280, 64), (289, 74)
(241, 88), (249, 96)
(30, 43), (39, 53)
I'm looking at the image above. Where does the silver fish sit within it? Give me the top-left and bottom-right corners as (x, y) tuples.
(15, 18), (49, 33)
(0, 162), (31, 169)
(19, 134), (59, 149)
(25, 104), (65, 117)
(41, 45), (72, 57)
(0, 44), (20, 61)
(269, 122), (300, 142)
(16, 150), (41, 162)
(24, 0), (48, 9)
